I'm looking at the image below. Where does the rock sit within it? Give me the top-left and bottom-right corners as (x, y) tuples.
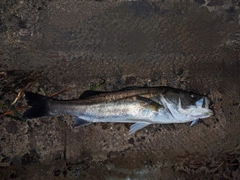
(5, 121), (18, 134)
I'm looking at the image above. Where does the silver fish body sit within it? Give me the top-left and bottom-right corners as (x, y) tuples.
(23, 87), (214, 134)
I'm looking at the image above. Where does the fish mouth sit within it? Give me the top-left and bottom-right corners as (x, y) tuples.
(202, 106), (215, 118)
(208, 109), (215, 116)
(203, 97), (215, 116)
(194, 96), (214, 117)
(191, 109), (214, 119)
(204, 110), (214, 117)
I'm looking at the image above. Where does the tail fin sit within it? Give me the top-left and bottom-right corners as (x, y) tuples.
(23, 92), (50, 119)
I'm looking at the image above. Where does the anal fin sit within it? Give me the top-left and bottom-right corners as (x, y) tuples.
(129, 122), (150, 134)
(73, 117), (91, 127)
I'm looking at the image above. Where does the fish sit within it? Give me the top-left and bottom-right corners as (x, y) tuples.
(23, 87), (214, 134)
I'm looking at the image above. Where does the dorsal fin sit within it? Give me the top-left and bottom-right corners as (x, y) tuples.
(79, 86), (144, 99)
(119, 86), (138, 91)
(79, 90), (105, 99)
(79, 87), (139, 99)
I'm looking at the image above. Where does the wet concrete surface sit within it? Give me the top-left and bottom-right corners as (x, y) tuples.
(0, 0), (240, 179)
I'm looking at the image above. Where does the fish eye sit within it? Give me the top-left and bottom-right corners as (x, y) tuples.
(190, 93), (196, 99)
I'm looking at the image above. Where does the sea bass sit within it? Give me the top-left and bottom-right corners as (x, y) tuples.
(23, 87), (214, 134)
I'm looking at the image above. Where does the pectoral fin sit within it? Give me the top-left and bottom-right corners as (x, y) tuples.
(136, 96), (162, 112)
(73, 117), (91, 127)
(189, 119), (199, 127)
(129, 122), (150, 134)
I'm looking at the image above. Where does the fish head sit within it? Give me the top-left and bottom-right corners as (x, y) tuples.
(164, 90), (214, 120)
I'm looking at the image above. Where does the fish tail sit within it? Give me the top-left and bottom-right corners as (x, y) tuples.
(23, 92), (51, 119)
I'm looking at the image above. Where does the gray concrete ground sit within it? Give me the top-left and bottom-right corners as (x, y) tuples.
(0, 0), (240, 179)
